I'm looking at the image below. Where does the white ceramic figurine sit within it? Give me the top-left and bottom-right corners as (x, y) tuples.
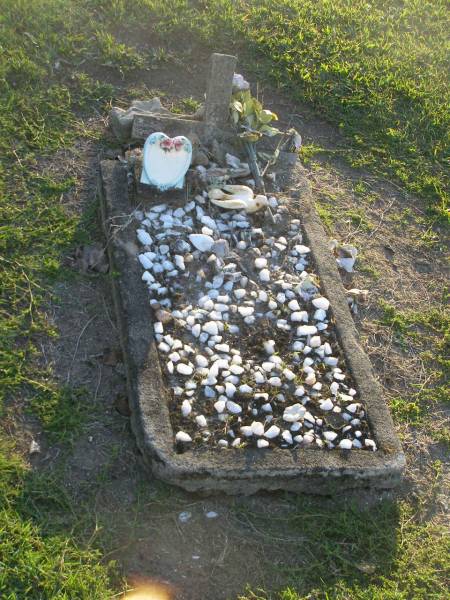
(208, 185), (268, 213)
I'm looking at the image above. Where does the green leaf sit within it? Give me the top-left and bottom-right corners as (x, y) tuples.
(259, 125), (281, 137)
(230, 100), (243, 113)
(259, 109), (278, 124)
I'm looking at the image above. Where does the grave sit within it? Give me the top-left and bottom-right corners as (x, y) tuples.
(99, 53), (405, 494)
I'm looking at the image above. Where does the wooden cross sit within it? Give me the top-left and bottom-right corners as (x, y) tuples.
(131, 53), (237, 143)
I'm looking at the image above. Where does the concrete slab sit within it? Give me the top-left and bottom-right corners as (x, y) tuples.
(99, 159), (405, 495)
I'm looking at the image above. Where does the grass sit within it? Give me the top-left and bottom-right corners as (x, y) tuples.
(377, 299), (450, 432)
(235, 494), (449, 600)
(0, 0), (448, 598)
(0, 440), (116, 599)
(137, 0), (449, 221)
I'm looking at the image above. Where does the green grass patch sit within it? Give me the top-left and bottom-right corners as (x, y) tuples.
(314, 201), (335, 232)
(344, 208), (373, 232)
(236, 496), (450, 600)
(0, 441), (116, 599)
(110, 0), (449, 222)
(378, 300), (449, 424)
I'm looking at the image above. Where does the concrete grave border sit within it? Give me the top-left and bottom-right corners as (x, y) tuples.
(99, 159), (405, 495)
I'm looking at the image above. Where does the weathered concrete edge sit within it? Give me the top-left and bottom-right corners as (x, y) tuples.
(99, 159), (405, 495)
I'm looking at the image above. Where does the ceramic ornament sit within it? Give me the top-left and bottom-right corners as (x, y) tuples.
(208, 184), (268, 213)
(141, 132), (192, 191)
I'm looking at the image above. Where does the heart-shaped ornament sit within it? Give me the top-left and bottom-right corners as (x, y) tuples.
(141, 132), (192, 191)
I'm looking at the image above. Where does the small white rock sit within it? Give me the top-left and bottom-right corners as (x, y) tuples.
(255, 257), (268, 269)
(181, 400), (192, 417)
(226, 400), (242, 414)
(312, 297), (330, 311)
(283, 404), (306, 422)
(189, 233), (214, 252)
(282, 430), (293, 444)
(177, 363), (193, 376)
(176, 431), (192, 443)
(296, 325), (318, 336)
(339, 439), (352, 450)
(214, 399), (226, 413)
(264, 425), (280, 439)
(137, 229), (153, 246)
(251, 421), (264, 436)
(320, 398), (334, 411)
(196, 415), (207, 427)
(259, 269), (270, 282)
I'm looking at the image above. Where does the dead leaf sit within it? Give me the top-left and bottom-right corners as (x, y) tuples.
(102, 347), (122, 366)
(74, 243), (109, 274)
(114, 394), (131, 417)
(383, 245), (395, 261)
(356, 562), (377, 574)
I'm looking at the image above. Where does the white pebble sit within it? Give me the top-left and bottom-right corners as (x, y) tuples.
(177, 363), (193, 376)
(196, 355), (209, 368)
(239, 384), (253, 394)
(282, 430), (293, 444)
(226, 400), (242, 414)
(181, 400), (192, 417)
(264, 340), (275, 355)
(255, 257), (268, 269)
(251, 421), (264, 436)
(259, 269), (270, 282)
(320, 398), (334, 411)
(203, 321), (219, 336)
(264, 425), (280, 439)
(238, 306), (254, 317)
(196, 415), (207, 427)
(214, 399), (226, 413)
(365, 439), (377, 451)
(339, 439), (352, 450)
(176, 431), (192, 443)
(137, 229), (153, 246)
(189, 233), (214, 252)
(296, 325), (318, 336)
(283, 368), (296, 381)
(310, 335), (321, 348)
(312, 297), (330, 311)
(283, 404), (306, 422)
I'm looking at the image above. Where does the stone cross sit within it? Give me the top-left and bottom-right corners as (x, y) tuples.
(204, 53), (237, 126)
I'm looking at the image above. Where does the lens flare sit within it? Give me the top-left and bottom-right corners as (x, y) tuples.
(122, 580), (174, 600)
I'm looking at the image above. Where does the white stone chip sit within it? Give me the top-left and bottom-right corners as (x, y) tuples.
(259, 269), (270, 282)
(339, 439), (352, 450)
(312, 297), (330, 311)
(137, 229), (153, 246)
(264, 425), (280, 439)
(176, 431), (192, 443)
(283, 404), (306, 422)
(189, 233), (214, 252)
(181, 400), (192, 417)
(226, 400), (242, 414)
(177, 363), (193, 376)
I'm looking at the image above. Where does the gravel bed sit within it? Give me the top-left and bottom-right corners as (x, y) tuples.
(135, 192), (377, 452)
